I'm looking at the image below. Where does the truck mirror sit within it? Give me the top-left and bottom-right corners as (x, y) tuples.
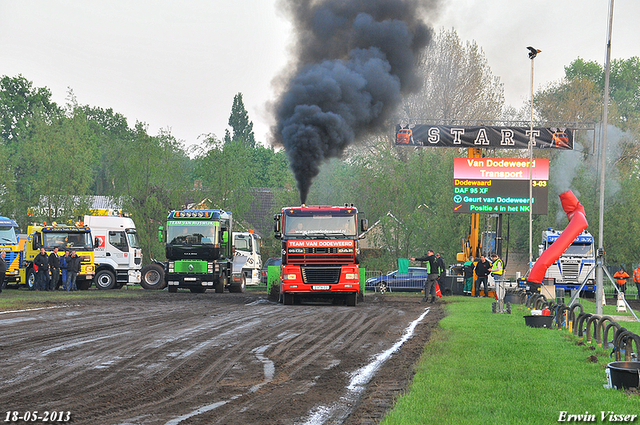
(222, 230), (228, 244)
(273, 214), (281, 239)
(360, 218), (368, 233)
(95, 237), (101, 248)
(158, 226), (164, 243)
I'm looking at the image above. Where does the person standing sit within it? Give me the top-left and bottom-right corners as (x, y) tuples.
(34, 247), (49, 291)
(474, 255), (491, 297)
(463, 256), (475, 295)
(66, 250), (80, 291)
(48, 247), (61, 291)
(614, 267), (630, 295)
(411, 250), (439, 303)
(490, 253), (504, 292)
(634, 265), (640, 300)
(436, 253), (446, 290)
(60, 250), (69, 289)
(0, 251), (6, 293)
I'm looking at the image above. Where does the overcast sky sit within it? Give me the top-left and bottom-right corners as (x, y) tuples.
(1, 1), (638, 149)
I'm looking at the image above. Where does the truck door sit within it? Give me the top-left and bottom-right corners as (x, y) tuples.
(108, 231), (130, 268)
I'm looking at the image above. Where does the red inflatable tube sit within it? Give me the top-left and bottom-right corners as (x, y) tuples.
(527, 190), (589, 285)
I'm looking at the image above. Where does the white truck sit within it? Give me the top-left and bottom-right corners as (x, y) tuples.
(538, 228), (596, 295)
(233, 231), (262, 286)
(84, 215), (143, 289)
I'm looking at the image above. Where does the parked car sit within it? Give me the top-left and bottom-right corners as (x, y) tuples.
(365, 267), (429, 293)
(260, 257), (281, 284)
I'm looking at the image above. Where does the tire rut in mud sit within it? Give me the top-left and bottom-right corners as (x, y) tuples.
(0, 291), (443, 424)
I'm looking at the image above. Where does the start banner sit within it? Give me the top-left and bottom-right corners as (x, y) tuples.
(396, 125), (573, 150)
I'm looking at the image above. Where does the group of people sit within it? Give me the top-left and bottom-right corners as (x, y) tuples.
(410, 250), (446, 303)
(462, 253), (504, 297)
(32, 247), (82, 291)
(614, 265), (640, 298)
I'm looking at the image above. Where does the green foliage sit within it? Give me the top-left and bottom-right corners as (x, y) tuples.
(224, 93), (256, 148)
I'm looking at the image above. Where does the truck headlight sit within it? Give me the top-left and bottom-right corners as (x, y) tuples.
(284, 274), (297, 280)
(345, 273), (358, 280)
(168, 262), (174, 272)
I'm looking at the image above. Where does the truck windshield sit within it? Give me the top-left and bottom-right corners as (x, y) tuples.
(0, 226), (18, 244)
(284, 215), (356, 237)
(562, 243), (594, 256)
(167, 222), (218, 245)
(126, 229), (140, 248)
(43, 232), (93, 250)
(234, 235), (252, 251)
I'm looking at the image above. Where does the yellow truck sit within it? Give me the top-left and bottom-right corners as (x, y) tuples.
(20, 223), (96, 290)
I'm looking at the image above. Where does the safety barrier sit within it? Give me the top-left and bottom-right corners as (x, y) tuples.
(522, 292), (639, 363)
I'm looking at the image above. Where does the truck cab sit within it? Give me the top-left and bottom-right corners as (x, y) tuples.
(21, 224), (95, 290)
(84, 215), (143, 289)
(233, 231), (262, 286)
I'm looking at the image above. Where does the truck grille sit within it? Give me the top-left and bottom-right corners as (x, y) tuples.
(301, 267), (341, 285)
(287, 248), (353, 265)
(561, 262), (580, 279)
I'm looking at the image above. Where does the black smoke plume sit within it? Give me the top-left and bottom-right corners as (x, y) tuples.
(273, 0), (434, 204)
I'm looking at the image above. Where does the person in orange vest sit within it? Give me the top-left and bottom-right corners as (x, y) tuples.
(633, 265), (640, 299)
(614, 267), (629, 295)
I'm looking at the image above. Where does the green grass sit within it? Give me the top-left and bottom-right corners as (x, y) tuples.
(382, 297), (640, 425)
(0, 286), (144, 312)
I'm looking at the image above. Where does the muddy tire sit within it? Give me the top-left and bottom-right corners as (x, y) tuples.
(346, 292), (358, 307)
(77, 280), (92, 290)
(215, 277), (224, 293)
(95, 270), (116, 290)
(140, 264), (166, 290)
(267, 280), (280, 302)
(283, 293), (294, 305)
(229, 275), (246, 293)
(168, 286), (178, 293)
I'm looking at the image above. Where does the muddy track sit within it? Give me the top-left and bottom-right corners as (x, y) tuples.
(0, 291), (443, 424)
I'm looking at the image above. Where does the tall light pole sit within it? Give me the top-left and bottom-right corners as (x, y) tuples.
(527, 46), (541, 269)
(596, 0), (615, 315)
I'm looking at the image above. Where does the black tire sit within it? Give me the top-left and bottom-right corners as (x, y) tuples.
(229, 275), (246, 293)
(190, 287), (206, 293)
(95, 270), (116, 290)
(27, 269), (36, 290)
(77, 280), (92, 290)
(377, 281), (388, 294)
(215, 277), (224, 293)
(140, 264), (166, 290)
(283, 293), (294, 305)
(267, 280), (281, 302)
(168, 286), (178, 293)
(346, 292), (357, 307)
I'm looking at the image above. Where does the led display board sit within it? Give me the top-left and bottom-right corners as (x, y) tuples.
(453, 158), (549, 215)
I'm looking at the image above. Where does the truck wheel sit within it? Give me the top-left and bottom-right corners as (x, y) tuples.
(215, 278), (224, 293)
(229, 275), (246, 293)
(27, 269), (36, 290)
(283, 293), (294, 305)
(267, 280), (280, 302)
(95, 270), (116, 290)
(168, 286), (177, 293)
(140, 264), (166, 290)
(77, 281), (92, 290)
(346, 292), (358, 307)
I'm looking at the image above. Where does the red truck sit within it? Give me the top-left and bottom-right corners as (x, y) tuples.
(273, 205), (368, 306)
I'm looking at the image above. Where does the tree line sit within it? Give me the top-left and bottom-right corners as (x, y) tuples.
(1, 28), (639, 272)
